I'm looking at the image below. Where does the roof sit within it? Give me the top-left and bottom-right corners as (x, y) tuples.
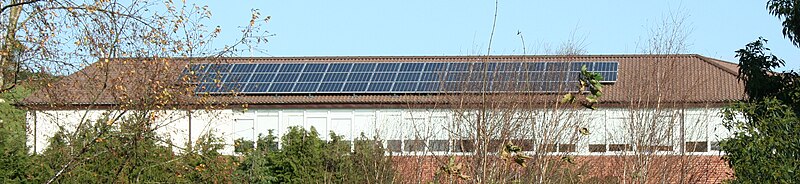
(19, 54), (745, 109)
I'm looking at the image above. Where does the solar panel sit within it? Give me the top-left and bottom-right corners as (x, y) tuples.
(328, 63), (352, 72)
(188, 61), (619, 94)
(319, 83), (344, 92)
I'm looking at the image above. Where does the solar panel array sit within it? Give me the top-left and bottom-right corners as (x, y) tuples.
(185, 61), (619, 94)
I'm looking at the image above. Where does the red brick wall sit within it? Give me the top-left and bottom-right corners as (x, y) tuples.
(392, 155), (732, 183)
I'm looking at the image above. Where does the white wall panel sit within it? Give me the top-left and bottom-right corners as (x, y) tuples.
(27, 107), (737, 155)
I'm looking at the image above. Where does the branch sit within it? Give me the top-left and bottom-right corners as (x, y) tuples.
(0, 0), (43, 14)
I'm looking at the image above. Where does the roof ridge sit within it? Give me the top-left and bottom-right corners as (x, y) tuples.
(691, 54), (739, 77)
(106, 54), (704, 61)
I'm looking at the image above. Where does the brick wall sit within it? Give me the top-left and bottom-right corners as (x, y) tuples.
(391, 155), (732, 183)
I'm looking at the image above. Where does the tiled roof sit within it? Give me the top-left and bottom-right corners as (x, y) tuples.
(19, 54), (745, 109)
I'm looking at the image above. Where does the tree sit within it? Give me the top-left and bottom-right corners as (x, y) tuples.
(768, 0), (800, 47)
(0, 0), (269, 183)
(0, 86), (32, 182)
(721, 38), (800, 183)
(234, 127), (396, 183)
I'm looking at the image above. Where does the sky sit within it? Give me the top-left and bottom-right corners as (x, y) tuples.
(202, 0), (800, 70)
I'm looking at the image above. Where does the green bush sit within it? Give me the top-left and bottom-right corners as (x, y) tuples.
(234, 126), (396, 183)
(0, 87), (33, 182)
(29, 114), (237, 183)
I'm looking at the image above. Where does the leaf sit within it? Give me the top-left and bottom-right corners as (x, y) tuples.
(561, 156), (575, 164)
(514, 155), (528, 167)
(578, 127), (590, 135)
(562, 93), (575, 103)
(581, 103), (597, 110)
(592, 74), (604, 81)
(586, 95), (598, 103)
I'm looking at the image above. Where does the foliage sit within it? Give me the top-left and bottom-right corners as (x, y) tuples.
(721, 38), (800, 183)
(721, 98), (800, 183)
(734, 37), (800, 105)
(562, 65), (605, 109)
(28, 114), (237, 183)
(768, 0), (800, 47)
(234, 127), (396, 183)
(0, 86), (33, 182)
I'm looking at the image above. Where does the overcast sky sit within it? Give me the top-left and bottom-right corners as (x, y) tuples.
(203, 0), (800, 70)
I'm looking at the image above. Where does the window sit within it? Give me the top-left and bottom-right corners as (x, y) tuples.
(404, 140), (426, 152)
(509, 139), (535, 151)
(429, 140), (450, 152)
(386, 140), (402, 152)
(558, 144), (576, 152)
(710, 141), (721, 151)
(686, 141), (709, 152)
(637, 145), (673, 152)
(453, 139), (475, 152)
(539, 144), (557, 152)
(487, 140), (505, 152)
(609, 144), (632, 151)
(589, 144), (607, 152)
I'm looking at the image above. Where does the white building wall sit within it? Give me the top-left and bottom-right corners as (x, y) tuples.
(27, 108), (732, 155)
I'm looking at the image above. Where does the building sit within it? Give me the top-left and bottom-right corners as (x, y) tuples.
(20, 55), (742, 181)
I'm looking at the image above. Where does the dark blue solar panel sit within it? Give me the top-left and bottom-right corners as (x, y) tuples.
(279, 64), (304, 72)
(396, 73), (420, 81)
(595, 62), (617, 71)
(419, 73), (440, 81)
(250, 74), (275, 82)
(207, 64), (231, 73)
(244, 83), (270, 93)
(542, 71), (567, 81)
(274, 73), (299, 82)
(343, 83), (368, 91)
(195, 83), (218, 93)
(367, 83), (392, 91)
(191, 61), (618, 94)
(443, 82), (464, 91)
(225, 74), (251, 82)
(255, 64), (279, 72)
(489, 82), (515, 91)
(524, 72), (543, 81)
(298, 73), (323, 82)
(269, 83), (294, 92)
(417, 82), (439, 91)
(232, 64), (257, 73)
(496, 63), (521, 72)
(448, 63), (470, 71)
(318, 83), (344, 92)
(376, 63), (400, 72)
(294, 83), (319, 92)
(491, 72), (518, 82)
(600, 72), (616, 81)
(569, 62), (591, 71)
(322, 73), (348, 82)
(565, 72), (580, 82)
(523, 63), (546, 71)
(352, 63), (375, 72)
(392, 82), (417, 91)
(400, 63), (424, 71)
(304, 64), (328, 72)
(188, 64), (208, 73)
(219, 83), (245, 93)
(446, 72), (467, 81)
(372, 73), (396, 81)
(546, 63), (569, 71)
(347, 73), (371, 81)
(328, 63), (352, 72)
(200, 73), (227, 83)
(472, 63), (497, 72)
(468, 73), (485, 82)
(424, 63), (447, 71)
